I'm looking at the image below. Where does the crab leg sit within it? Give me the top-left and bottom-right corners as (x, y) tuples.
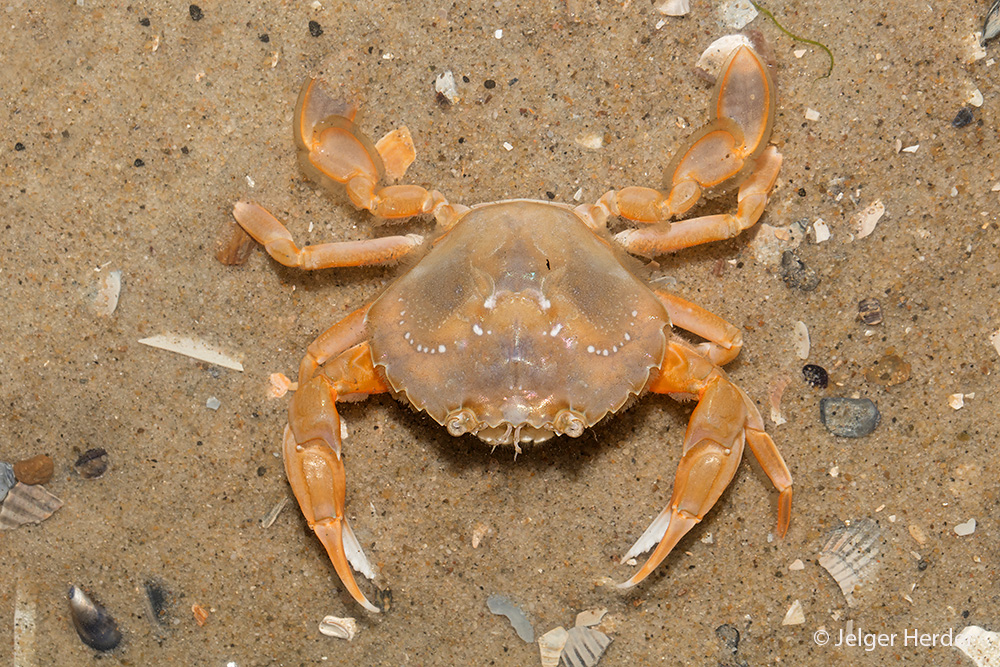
(618, 339), (792, 589)
(283, 307), (389, 612)
(295, 78), (466, 227)
(232, 201), (424, 269)
(654, 289), (743, 366)
(612, 146), (782, 257)
(581, 45), (775, 231)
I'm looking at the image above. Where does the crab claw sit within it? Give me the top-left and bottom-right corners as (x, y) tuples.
(283, 378), (380, 613)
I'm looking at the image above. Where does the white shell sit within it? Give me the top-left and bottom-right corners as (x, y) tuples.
(0, 483), (63, 529)
(817, 518), (881, 607)
(94, 270), (122, 316)
(137, 334), (244, 371)
(955, 625), (1000, 667)
(319, 615), (358, 640)
(562, 626), (612, 667)
(575, 608), (608, 628)
(655, 0), (689, 16)
(696, 35), (755, 78)
(782, 600), (805, 625)
(538, 626), (569, 667)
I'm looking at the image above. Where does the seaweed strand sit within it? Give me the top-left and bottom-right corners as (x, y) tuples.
(750, 1), (835, 78)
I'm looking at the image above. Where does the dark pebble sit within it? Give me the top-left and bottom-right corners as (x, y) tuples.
(308, 20), (323, 37)
(75, 448), (109, 479)
(951, 107), (974, 128)
(819, 397), (880, 437)
(139, 17), (150, 27)
(375, 587), (393, 612)
(917, 559), (929, 571)
(780, 250), (820, 291)
(14, 454), (54, 485)
(857, 297), (883, 325)
(14, 142), (25, 151)
(0, 462), (15, 503)
(134, 158), (145, 167)
(484, 79), (496, 89)
(189, 4), (203, 21)
(802, 364), (829, 388)
(715, 623), (740, 653)
(258, 33), (270, 43)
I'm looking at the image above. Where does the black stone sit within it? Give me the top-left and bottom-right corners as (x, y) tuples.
(802, 364), (829, 388)
(189, 4), (203, 21)
(951, 107), (974, 128)
(780, 250), (820, 291)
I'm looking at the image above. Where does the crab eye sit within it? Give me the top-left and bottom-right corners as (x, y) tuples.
(446, 408), (478, 437)
(554, 409), (585, 438)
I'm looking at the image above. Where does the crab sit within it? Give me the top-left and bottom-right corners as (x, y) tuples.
(232, 44), (792, 613)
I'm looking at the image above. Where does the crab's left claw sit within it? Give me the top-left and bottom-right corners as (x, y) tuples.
(618, 340), (792, 589)
(284, 378), (381, 613)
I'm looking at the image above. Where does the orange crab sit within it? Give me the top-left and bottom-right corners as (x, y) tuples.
(233, 44), (792, 613)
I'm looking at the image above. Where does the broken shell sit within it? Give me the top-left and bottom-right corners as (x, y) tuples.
(818, 518), (882, 607)
(696, 34), (755, 79)
(575, 608), (608, 628)
(782, 599), (805, 625)
(955, 625), (1000, 667)
(74, 448), (109, 479)
(319, 615), (358, 640)
(0, 483), (63, 529)
(984, 0), (1000, 44)
(853, 200), (885, 239)
(68, 586), (122, 652)
(562, 625), (613, 667)
(487, 594), (534, 643)
(656, 0), (690, 16)
(0, 462), (15, 503)
(538, 626), (569, 667)
(94, 270), (122, 316)
(954, 518), (977, 536)
(857, 297), (883, 325)
(192, 603), (210, 626)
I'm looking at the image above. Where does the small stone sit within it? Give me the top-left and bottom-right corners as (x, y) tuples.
(802, 364), (829, 388)
(954, 518), (977, 536)
(952, 107), (975, 128)
(13, 454), (54, 486)
(864, 354), (911, 387)
(206, 396), (221, 411)
(308, 20), (323, 37)
(188, 4), (203, 21)
(788, 559), (805, 571)
(949, 394), (965, 410)
(74, 448), (109, 479)
(780, 250), (820, 291)
(819, 397), (880, 437)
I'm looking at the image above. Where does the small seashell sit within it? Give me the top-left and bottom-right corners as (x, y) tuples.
(792, 321), (810, 360)
(719, 0), (758, 30)
(696, 34), (755, 79)
(259, 497), (288, 529)
(782, 599), (805, 625)
(768, 374), (791, 426)
(434, 70), (459, 105)
(538, 626), (569, 667)
(853, 200), (885, 239)
(575, 608), (608, 628)
(68, 586), (122, 651)
(74, 448), (109, 479)
(984, 0), (1000, 44)
(216, 221), (256, 265)
(655, 0), (689, 16)
(818, 518), (882, 607)
(955, 625), (1000, 667)
(137, 334), (244, 372)
(94, 270), (122, 316)
(487, 594), (534, 643)
(14, 454), (54, 486)
(319, 615), (358, 640)
(143, 579), (171, 627)
(562, 625), (612, 667)
(907, 524), (928, 546)
(0, 462), (15, 503)
(192, 603), (210, 626)
(0, 483), (63, 529)
(788, 558), (805, 571)
(954, 518), (977, 536)
(857, 297), (883, 325)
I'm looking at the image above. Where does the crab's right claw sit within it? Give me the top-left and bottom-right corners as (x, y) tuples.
(661, 45), (776, 217)
(283, 378), (380, 613)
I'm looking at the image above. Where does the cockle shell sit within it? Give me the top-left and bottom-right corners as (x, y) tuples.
(818, 518), (882, 607)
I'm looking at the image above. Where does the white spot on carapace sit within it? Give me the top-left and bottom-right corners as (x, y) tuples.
(631, 310), (638, 317)
(587, 345), (595, 353)
(602, 350), (609, 356)
(539, 296), (551, 310)
(612, 346), (618, 353)
(624, 332), (631, 341)
(483, 293), (497, 310)
(438, 344), (446, 353)
(473, 324), (484, 336)
(404, 332), (411, 340)
(550, 323), (563, 337)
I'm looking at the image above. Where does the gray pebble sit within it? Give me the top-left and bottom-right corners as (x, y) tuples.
(715, 623), (740, 653)
(486, 594), (534, 643)
(819, 397), (881, 437)
(780, 250), (820, 291)
(0, 462), (15, 503)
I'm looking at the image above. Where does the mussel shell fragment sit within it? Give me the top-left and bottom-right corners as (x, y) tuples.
(68, 586), (122, 651)
(0, 462), (15, 503)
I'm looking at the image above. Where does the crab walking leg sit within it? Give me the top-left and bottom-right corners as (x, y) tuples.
(232, 202), (424, 270)
(295, 78), (467, 227)
(613, 145), (781, 257)
(618, 339), (792, 588)
(655, 290), (743, 366)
